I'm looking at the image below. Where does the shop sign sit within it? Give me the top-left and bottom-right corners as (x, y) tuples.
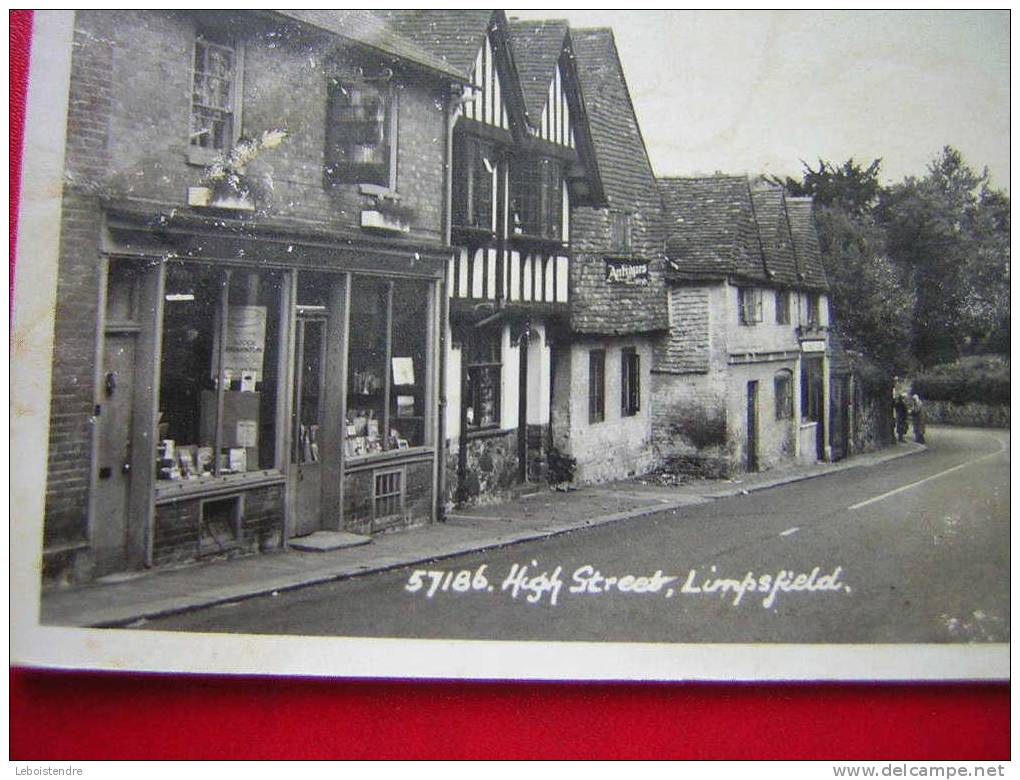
(213, 305), (268, 378)
(605, 259), (649, 285)
(801, 340), (826, 353)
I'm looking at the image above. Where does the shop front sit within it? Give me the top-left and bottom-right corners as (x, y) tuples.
(97, 208), (445, 573)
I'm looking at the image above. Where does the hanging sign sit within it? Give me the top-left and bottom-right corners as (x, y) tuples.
(605, 259), (649, 285)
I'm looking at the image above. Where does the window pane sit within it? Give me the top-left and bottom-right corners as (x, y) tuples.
(390, 279), (430, 447)
(325, 81), (390, 186)
(589, 350), (605, 423)
(191, 34), (234, 150)
(158, 265), (282, 480)
(346, 277), (389, 455)
(465, 328), (501, 429)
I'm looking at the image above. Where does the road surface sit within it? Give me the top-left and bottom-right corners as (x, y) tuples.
(145, 426), (1009, 643)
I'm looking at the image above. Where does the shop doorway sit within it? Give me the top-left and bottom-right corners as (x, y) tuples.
(291, 313), (327, 537)
(94, 331), (138, 573)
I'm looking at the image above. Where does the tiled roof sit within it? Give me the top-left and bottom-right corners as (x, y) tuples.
(372, 9), (497, 76)
(570, 28), (660, 211)
(275, 10), (470, 81)
(786, 197), (829, 290)
(657, 176), (767, 282)
(749, 183), (800, 287)
(568, 27), (668, 336)
(507, 19), (568, 127)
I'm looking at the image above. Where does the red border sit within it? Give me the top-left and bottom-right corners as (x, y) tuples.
(8, 10), (1009, 760)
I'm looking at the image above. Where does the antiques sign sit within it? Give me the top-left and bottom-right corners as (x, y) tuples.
(606, 259), (649, 285)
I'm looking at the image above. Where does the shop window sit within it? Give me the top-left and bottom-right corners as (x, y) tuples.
(452, 135), (496, 231)
(739, 287), (763, 325)
(589, 349), (605, 424)
(190, 30), (237, 153)
(464, 328), (501, 431)
(346, 276), (430, 456)
(801, 358), (823, 422)
(610, 212), (632, 254)
(158, 265), (283, 481)
(510, 157), (562, 240)
(621, 347), (640, 417)
(775, 290), (790, 324)
(325, 78), (396, 188)
(775, 370), (793, 420)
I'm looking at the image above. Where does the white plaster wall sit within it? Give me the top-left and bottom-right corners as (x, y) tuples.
(526, 322), (550, 425)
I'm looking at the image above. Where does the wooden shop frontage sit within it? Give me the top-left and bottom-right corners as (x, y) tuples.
(97, 205), (446, 571)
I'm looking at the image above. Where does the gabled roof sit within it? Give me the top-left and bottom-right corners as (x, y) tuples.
(274, 10), (469, 81)
(507, 19), (569, 127)
(570, 28), (660, 212)
(750, 183), (800, 287)
(658, 175), (767, 283)
(372, 9), (497, 76)
(786, 197), (829, 290)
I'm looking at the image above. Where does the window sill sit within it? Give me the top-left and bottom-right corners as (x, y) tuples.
(186, 146), (222, 167)
(359, 183), (400, 200)
(344, 446), (434, 471)
(155, 469), (285, 503)
(509, 233), (565, 250)
(452, 225), (496, 243)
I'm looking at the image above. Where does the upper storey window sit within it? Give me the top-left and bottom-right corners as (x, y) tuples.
(325, 78), (396, 189)
(510, 157), (562, 241)
(452, 135), (496, 231)
(610, 211), (632, 254)
(190, 31), (237, 154)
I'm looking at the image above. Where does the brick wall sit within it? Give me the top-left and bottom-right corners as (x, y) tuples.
(344, 460), (434, 535)
(44, 17), (115, 550)
(151, 483), (284, 566)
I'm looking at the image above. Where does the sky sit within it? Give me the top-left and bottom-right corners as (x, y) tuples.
(510, 10), (1010, 190)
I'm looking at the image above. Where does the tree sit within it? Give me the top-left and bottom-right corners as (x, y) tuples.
(877, 146), (1008, 366)
(776, 157), (913, 374)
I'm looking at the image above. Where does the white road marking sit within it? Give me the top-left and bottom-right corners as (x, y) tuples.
(780, 527), (799, 536)
(848, 442), (1007, 511)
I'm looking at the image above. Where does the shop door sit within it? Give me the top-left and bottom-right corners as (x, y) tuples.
(291, 316), (327, 537)
(746, 380), (759, 472)
(94, 331), (137, 574)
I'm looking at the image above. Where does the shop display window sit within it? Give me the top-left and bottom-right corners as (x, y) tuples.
(158, 264), (283, 481)
(346, 275), (431, 456)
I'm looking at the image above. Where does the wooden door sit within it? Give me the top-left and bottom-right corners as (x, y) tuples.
(746, 380), (759, 472)
(94, 331), (137, 574)
(291, 316), (327, 537)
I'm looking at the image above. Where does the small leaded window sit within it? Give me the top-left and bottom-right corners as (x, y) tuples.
(190, 31), (236, 152)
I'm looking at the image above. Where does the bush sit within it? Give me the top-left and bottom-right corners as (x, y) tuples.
(912, 355), (1010, 405)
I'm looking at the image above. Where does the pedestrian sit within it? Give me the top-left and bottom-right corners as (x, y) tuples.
(908, 393), (925, 444)
(893, 393), (908, 443)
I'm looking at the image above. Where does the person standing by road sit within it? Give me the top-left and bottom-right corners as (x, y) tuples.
(893, 393), (909, 443)
(909, 393), (925, 444)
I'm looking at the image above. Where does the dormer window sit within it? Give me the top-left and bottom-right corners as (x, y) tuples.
(452, 135), (496, 231)
(190, 30), (238, 157)
(510, 157), (562, 241)
(325, 78), (396, 189)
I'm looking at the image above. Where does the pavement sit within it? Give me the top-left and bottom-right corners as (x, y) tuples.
(40, 440), (926, 628)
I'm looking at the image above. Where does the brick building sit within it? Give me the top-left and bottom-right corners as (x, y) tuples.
(653, 176), (832, 477)
(43, 10), (468, 583)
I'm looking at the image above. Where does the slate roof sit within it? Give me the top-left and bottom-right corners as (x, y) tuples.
(371, 9), (497, 76)
(786, 197), (829, 290)
(749, 183), (800, 287)
(507, 19), (569, 127)
(274, 10), (470, 81)
(657, 176), (768, 283)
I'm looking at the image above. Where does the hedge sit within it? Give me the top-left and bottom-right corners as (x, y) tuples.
(912, 355), (1010, 405)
